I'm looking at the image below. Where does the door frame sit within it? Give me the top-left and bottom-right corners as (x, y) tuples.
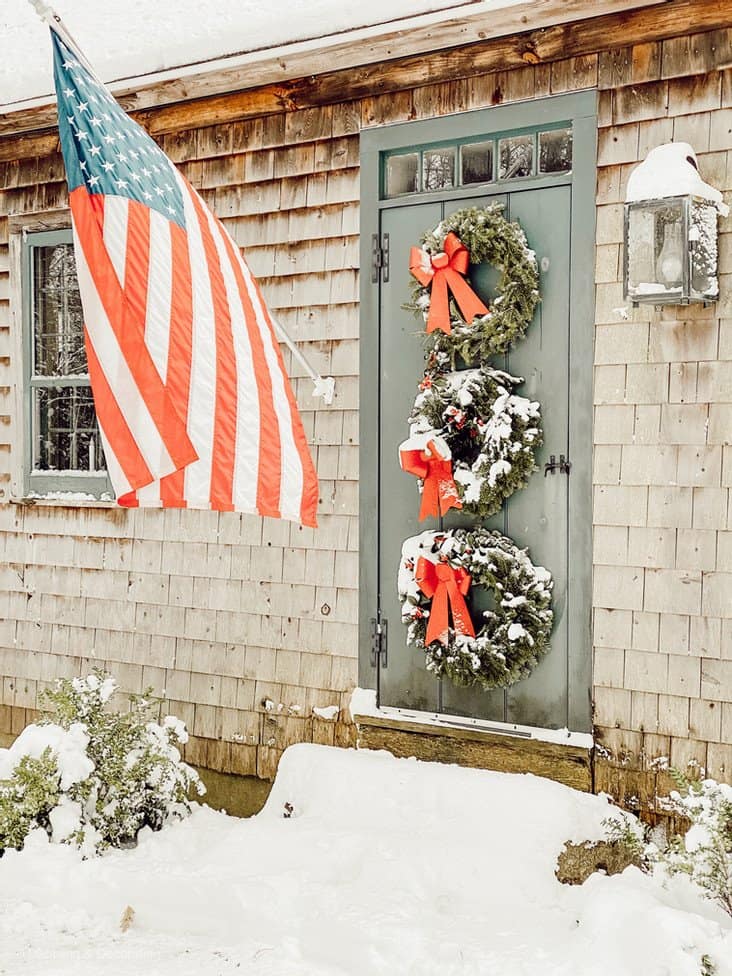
(358, 90), (598, 732)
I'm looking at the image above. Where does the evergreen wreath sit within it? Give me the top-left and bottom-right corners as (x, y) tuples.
(398, 528), (553, 690)
(406, 204), (540, 362)
(408, 366), (542, 519)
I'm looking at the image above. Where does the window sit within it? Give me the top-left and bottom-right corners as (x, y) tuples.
(383, 124), (573, 198)
(23, 229), (110, 499)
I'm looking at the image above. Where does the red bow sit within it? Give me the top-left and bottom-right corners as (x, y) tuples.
(409, 232), (489, 336)
(416, 556), (475, 646)
(400, 439), (462, 521)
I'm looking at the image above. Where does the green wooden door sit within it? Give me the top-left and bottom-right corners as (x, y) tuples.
(359, 93), (597, 733)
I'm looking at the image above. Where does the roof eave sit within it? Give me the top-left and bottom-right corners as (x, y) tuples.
(1, 0), (666, 127)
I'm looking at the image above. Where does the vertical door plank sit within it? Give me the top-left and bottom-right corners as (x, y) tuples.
(378, 200), (442, 712)
(505, 186), (571, 729)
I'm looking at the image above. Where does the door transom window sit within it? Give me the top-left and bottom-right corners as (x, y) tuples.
(382, 124), (573, 199)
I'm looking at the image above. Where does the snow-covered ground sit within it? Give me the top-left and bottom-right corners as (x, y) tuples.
(0, 744), (730, 975)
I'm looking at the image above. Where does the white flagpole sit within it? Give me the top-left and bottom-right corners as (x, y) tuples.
(272, 319), (336, 405)
(27, 0), (99, 79)
(26, 0), (337, 406)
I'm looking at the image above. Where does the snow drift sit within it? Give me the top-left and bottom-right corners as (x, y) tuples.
(0, 744), (730, 975)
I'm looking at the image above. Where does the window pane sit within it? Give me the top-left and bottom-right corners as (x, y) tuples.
(461, 141), (494, 185)
(385, 153), (419, 196)
(422, 148), (455, 191)
(539, 128), (573, 174)
(32, 386), (105, 473)
(498, 135), (534, 179)
(33, 244), (87, 376)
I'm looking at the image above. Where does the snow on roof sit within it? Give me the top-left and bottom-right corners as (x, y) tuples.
(626, 142), (728, 213)
(1, 0), (522, 109)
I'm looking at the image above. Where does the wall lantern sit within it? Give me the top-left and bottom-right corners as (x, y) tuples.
(624, 142), (728, 306)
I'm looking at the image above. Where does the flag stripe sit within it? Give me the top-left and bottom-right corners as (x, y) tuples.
(188, 189), (238, 511)
(176, 173), (217, 506)
(249, 272), (317, 524)
(70, 188), (196, 474)
(130, 206), (169, 508)
(234, 245), (310, 522)
(96, 423), (133, 498)
(84, 328), (152, 489)
(216, 218), (283, 518)
(159, 220), (195, 508)
(124, 199), (151, 331)
(145, 209), (173, 384)
(206, 216), (260, 514)
(103, 195), (128, 288)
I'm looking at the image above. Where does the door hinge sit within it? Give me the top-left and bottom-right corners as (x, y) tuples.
(370, 615), (388, 668)
(371, 233), (390, 284)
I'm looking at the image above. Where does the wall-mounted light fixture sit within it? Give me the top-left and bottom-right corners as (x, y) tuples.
(624, 143), (728, 306)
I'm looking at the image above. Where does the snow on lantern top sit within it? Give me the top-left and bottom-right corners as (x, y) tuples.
(624, 143), (728, 307)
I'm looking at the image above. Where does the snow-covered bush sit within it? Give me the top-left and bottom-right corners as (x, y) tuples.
(598, 772), (732, 918)
(663, 774), (732, 917)
(0, 671), (204, 855)
(0, 746), (60, 851)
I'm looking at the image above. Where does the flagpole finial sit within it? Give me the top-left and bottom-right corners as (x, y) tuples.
(27, 0), (56, 24)
(312, 376), (336, 406)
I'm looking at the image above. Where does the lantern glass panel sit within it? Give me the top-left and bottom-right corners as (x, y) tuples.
(690, 200), (720, 300)
(626, 199), (685, 301)
(654, 205), (684, 291)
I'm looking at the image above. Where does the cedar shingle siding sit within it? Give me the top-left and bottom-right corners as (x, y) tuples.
(1, 20), (731, 805)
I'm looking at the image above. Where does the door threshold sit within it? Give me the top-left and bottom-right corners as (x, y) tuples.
(350, 689), (593, 791)
(350, 689), (594, 750)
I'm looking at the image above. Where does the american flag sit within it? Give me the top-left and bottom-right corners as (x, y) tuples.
(51, 29), (319, 526)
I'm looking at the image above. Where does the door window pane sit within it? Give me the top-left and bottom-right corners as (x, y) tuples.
(461, 141), (494, 185)
(499, 135), (534, 179)
(539, 128), (573, 174)
(422, 148), (455, 191)
(385, 153), (419, 197)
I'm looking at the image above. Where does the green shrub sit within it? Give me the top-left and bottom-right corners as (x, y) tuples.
(601, 813), (653, 871)
(663, 772), (732, 917)
(0, 671), (204, 855)
(0, 748), (60, 851)
(597, 770), (731, 919)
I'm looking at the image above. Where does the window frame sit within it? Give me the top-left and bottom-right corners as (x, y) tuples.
(21, 227), (112, 501)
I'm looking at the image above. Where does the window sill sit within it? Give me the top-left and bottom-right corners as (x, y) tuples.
(10, 495), (119, 510)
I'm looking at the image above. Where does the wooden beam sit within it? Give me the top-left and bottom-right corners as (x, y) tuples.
(0, 0), (667, 132)
(1, 0), (730, 162)
(353, 712), (593, 791)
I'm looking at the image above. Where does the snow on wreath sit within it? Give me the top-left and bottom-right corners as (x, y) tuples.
(398, 528), (553, 690)
(400, 366), (542, 521)
(405, 204), (540, 364)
